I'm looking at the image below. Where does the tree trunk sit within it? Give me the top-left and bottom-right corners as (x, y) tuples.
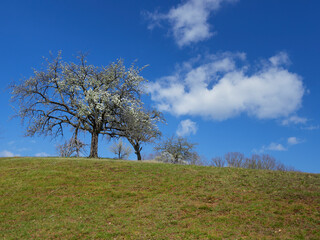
(74, 126), (80, 157)
(89, 131), (99, 158)
(136, 151), (142, 161)
(134, 145), (142, 161)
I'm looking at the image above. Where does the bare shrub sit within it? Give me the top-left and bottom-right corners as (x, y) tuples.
(212, 152), (296, 171)
(56, 138), (87, 157)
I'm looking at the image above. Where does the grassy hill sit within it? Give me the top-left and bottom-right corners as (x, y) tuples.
(0, 157), (319, 239)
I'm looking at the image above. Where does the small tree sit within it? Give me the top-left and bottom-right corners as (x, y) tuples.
(109, 139), (132, 160)
(115, 109), (164, 160)
(154, 136), (199, 165)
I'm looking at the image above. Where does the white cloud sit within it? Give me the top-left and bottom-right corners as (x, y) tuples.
(256, 137), (304, 153)
(267, 143), (287, 151)
(147, 0), (238, 47)
(176, 119), (198, 136)
(35, 152), (50, 157)
(269, 51), (290, 66)
(0, 150), (20, 157)
(255, 136), (305, 153)
(254, 142), (287, 153)
(282, 116), (307, 125)
(147, 52), (305, 121)
(287, 137), (304, 145)
(302, 125), (320, 130)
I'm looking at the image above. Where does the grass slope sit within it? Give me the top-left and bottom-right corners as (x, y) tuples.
(0, 157), (319, 239)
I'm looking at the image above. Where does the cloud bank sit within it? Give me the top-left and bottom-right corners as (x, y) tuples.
(147, 0), (238, 47)
(147, 52), (304, 121)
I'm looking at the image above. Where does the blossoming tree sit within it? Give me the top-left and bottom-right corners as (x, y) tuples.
(11, 52), (161, 158)
(115, 109), (164, 160)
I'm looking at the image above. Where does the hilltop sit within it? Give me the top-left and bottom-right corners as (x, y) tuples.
(1, 157), (319, 239)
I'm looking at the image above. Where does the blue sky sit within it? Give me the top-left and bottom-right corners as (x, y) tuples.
(0, 0), (319, 173)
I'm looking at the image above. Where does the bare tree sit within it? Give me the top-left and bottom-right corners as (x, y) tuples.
(189, 153), (204, 166)
(244, 158), (257, 169)
(109, 139), (132, 159)
(10, 52), (155, 158)
(154, 136), (199, 165)
(225, 152), (245, 167)
(250, 154), (262, 169)
(210, 157), (225, 167)
(261, 154), (277, 170)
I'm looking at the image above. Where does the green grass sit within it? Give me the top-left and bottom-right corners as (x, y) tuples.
(1, 157), (319, 239)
